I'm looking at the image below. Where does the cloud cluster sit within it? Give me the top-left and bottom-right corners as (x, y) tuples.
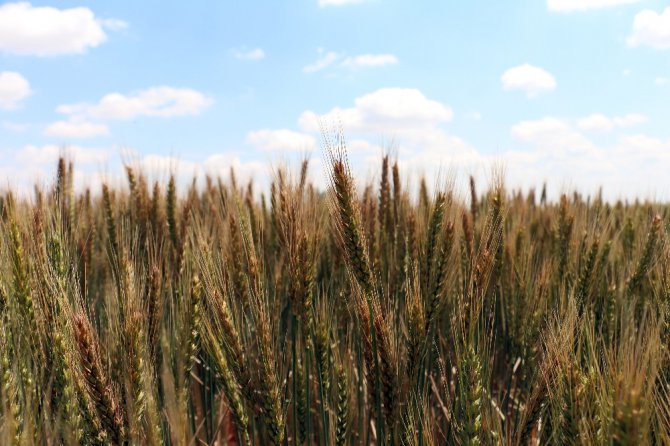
(0, 145), (268, 200)
(304, 51), (341, 73)
(501, 64), (556, 98)
(2, 121), (28, 132)
(0, 2), (125, 56)
(233, 47), (265, 61)
(0, 71), (31, 109)
(341, 54), (398, 69)
(247, 129), (315, 152)
(245, 88), (479, 190)
(303, 49), (398, 73)
(299, 88), (453, 133)
(628, 8), (670, 49)
(41, 86), (212, 140)
(507, 117), (670, 199)
(45, 119), (110, 139)
(577, 113), (647, 131)
(15, 144), (110, 165)
(5, 82), (669, 202)
(547, 0), (641, 12)
(57, 87), (213, 121)
(242, 88), (669, 200)
(0, 144), (111, 195)
(318, 0), (367, 7)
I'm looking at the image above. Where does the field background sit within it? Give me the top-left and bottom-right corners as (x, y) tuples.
(0, 144), (668, 445)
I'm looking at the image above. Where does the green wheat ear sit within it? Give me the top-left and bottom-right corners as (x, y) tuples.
(334, 363), (349, 446)
(102, 184), (119, 258)
(456, 345), (483, 446)
(627, 214), (662, 294)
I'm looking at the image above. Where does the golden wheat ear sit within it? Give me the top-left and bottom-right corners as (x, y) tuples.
(72, 313), (125, 444)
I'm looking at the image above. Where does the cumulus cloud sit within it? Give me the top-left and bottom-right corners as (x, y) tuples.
(303, 50), (341, 73)
(137, 154), (199, 180)
(57, 86), (213, 120)
(577, 114), (614, 131)
(246, 129), (315, 152)
(0, 71), (31, 110)
(508, 117), (670, 199)
(8, 84), (666, 201)
(293, 88), (670, 199)
(299, 88), (453, 133)
(511, 117), (593, 154)
(233, 47), (265, 61)
(318, 0), (367, 6)
(656, 77), (670, 86)
(15, 144), (110, 165)
(547, 0), (640, 12)
(2, 121), (28, 132)
(0, 146), (268, 198)
(45, 118), (110, 139)
(292, 88), (479, 188)
(0, 2), (126, 56)
(628, 8), (670, 49)
(613, 113), (647, 126)
(341, 54), (398, 69)
(92, 145), (262, 184)
(304, 49), (398, 73)
(202, 153), (266, 183)
(501, 64), (556, 98)
(577, 113), (647, 131)
(99, 18), (128, 31)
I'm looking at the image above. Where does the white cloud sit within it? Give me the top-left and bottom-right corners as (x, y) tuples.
(353, 88), (453, 123)
(577, 114), (614, 131)
(628, 8), (670, 49)
(138, 154), (199, 179)
(656, 77), (670, 86)
(299, 88), (453, 133)
(577, 113), (647, 131)
(0, 146), (268, 198)
(0, 144), (112, 196)
(547, 0), (640, 12)
(342, 54), (398, 69)
(99, 18), (128, 31)
(2, 121), (28, 132)
(203, 153), (266, 184)
(15, 144), (110, 165)
(132, 153), (266, 192)
(511, 117), (568, 141)
(293, 88), (479, 189)
(613, 113), (647, 126)
(0, 71), (31, 110)
(304, 49), (398, 73)
(0, 2), (125, 56)
(304, 50), (341, 73)
(511, 117), (592, 151)
(233, 47), (265, 61)
(509, 117), (670, 199)
(57, 86), (213, 120)
(318, 0), (366, 6)
(45, 118), (110, 139)
(501, 64), (556, 98)
(246, 129), (315, 152)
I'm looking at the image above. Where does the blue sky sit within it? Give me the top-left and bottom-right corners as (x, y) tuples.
(1, 0), (670, 199)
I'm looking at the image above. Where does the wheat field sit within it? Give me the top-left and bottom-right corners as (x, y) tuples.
(0, 137), (668, 445)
